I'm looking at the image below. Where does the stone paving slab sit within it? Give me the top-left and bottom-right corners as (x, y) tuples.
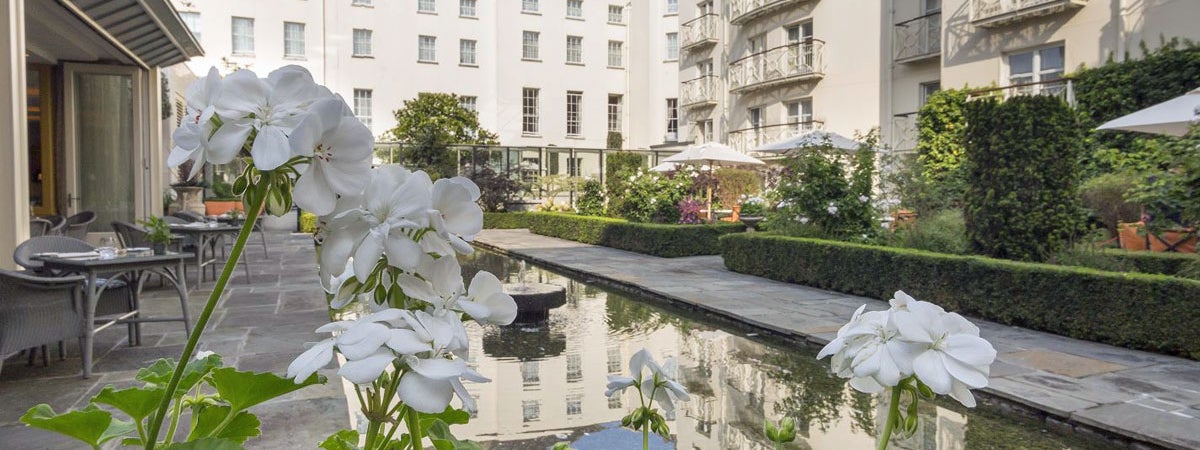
(476, 228), (1200, 450)
(0, 232), (347, 449)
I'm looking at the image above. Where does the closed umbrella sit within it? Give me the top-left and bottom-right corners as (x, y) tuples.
(1097, 87), (1200, 136)
(752, 130), (860, 152)
(663, 142), (764, 221)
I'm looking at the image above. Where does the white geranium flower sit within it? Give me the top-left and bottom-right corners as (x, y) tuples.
(169, 67), (240, 179)
(827, 205), (839, 215)
(213, 65), (328, 170)
(817, 305), (917, 393)
(289, 96), (374, 215)
(605, 348), (689, 415)
(388, 310), (488, 413)
(890, 293), (996, 407)
(458, 271), (518, 326)
(396, 254), (517, 326)
(286, 309), (406, 383)
(429, 177), (483, 255)
(320, 166), (433, 281)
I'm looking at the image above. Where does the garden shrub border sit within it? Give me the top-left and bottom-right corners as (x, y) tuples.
(482, 212), (533, 230)
(1066, 249), (1200, 280)
(526, 212), (745, 257)
(720, 233), (1200, 359)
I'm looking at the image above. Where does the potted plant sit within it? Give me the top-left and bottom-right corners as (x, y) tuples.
(204, 178), (243, 216)
(739, 196), (766, 230)
(139, 215), (173, 255)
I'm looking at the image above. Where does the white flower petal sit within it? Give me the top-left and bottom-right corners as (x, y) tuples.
(338, 352), (396, 384)
(398, 372), (454, 414)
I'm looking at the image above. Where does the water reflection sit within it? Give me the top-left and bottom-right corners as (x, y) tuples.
(450, 252), (1113, 450)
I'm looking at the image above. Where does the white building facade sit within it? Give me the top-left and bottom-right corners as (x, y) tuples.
(171, 0), (681, 150)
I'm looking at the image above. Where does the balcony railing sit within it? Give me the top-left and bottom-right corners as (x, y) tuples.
(681, 14), (719, 51)
(966, 78), (1075, 106)
(894, 12), (941, 63)
(729, 0), (810, 25)
(971, 0), (1087, 28)
(726, 121), (824, 154)
(681, 75), (720, 109)
(728, 40), (824, 93)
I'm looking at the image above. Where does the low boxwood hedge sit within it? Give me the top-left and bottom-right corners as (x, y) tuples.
(482, 212), (532, 229)
(527, 212), (745, 257)
(720, 233), (1200, 359)
(1070, 249), (1200, 280)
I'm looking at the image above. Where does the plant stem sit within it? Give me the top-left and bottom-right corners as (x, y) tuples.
(143, 188), (268, 450)
(642, 424), (649, 450)
(406, 407), (424, 450)
(877, 386), (903, 450)
(364, 419), (382, 450)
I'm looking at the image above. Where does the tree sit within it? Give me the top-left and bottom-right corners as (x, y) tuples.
(384, 93), (499, 179)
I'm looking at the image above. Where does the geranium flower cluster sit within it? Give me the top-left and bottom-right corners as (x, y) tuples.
(817, 291), (996, 407)
(167, 65), (515, 415)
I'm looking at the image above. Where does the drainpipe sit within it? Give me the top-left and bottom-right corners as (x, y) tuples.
(1113, 0), (1125, 62)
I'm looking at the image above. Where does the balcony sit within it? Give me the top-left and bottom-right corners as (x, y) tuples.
(729, 0), (810, 25)
(966, 78), (1075, 106)
(971, 0), (1087, 28)
(726, 121), (824, 154)
(681, 75), (720, 109)
(728, 41), (824, 94)
(894, 12), (941, 63)
(681, 14), (719, 52)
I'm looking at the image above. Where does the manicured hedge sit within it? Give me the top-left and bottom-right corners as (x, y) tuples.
(482, 212), (532, 229)
(528, 212), (744, 257)
(1075, 250), (1200, 280)
(721, 233), (1200, 359)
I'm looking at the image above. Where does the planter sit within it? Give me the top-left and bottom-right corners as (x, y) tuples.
(740, 216), (764, 231)
(151, 243), (167, 255)
(205, 200), (243, 217)
(172, 186), (205, 215)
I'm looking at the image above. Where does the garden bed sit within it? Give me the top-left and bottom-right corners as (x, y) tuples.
(522, 212), (745, 257)
(721, 233), (1200, 359)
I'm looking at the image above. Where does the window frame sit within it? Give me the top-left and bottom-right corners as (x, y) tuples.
(353, 88), (373, 130)
(459, 0), (477, 17)
(352, 29), (373, 57)
(459, 95), (478, 113)
(459, 39), (477, 66)
(283, 22), (305, 58)
(566, 91), (583, 137)
(522, 0), (539, 13)
(522, 87), (540, 134)
(418, 35), (437, 63)
(231, 16), (255, 55)
(665, 32), (679, 60)
(418, 0), (436, 13)
(607, 94), (623, 132)
(179, 11), (201, 41)
(522, 31), (541, 60)
(607, 40), (624, 68)
(566, 35), (584, 64)
(607, 4), (624, 23)
(666, 0), (678, 14)
(567, 0), (584, 18)
(666, 98), (679, 138)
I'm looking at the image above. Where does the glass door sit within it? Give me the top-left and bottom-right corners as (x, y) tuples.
(27, 64), (55, 216)
(63, 63), (143, 233)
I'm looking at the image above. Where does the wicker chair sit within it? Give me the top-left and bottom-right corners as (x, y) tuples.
(172, 211), (206, 223)
(13, 236), (138, 344)
(0, 269), (86, 376)
(63, 211), (96, 240)
(43, 215), (67, 236)
(30, 218), (53, 237)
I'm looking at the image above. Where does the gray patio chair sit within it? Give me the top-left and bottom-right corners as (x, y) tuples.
(63, 211), (96, 240)
(172, 211), (206, 223)
(30, 218), (52, 237)
(13, 236), (138, 345)
(43, 215), (66, 236)
(0, 269), (86, 376)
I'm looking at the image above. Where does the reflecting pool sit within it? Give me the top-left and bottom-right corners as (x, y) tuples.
(425, 252), (1119, 449)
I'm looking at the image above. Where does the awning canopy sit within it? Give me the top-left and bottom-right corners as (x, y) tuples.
(58, 0), (203, 68)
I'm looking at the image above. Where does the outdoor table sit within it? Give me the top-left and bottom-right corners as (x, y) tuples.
(34, 251), (192, 378)
(169, 223), (242, 287)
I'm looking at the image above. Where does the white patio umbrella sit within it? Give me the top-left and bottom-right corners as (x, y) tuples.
(650, 161), (680, 172)
(1096, 87), (1200, 136)
(752, 130), (860, 153)
(663, 142), (764, 221)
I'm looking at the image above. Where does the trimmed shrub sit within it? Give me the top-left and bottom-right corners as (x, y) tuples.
(914, 88), (970, 211)
(527, 212), (744, 257)
(575, 179), (605, 216)
(720, 233), (1200, 359)
(482, 212), (532, 229)
(1079, 171), (1141, 237)
(964, 96), (1086, 261)
(1053, 248), (1200, 280)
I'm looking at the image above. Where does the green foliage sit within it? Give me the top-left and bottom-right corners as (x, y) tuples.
(720, 233), (1200, 359)
(468, 167), (523, 212)
(963, 96), (1086, 261)
(606, 131), (624, 149)
(914, 88), (971, 210)
(210, 179), (236, 201)
(738, 197), (765, 217)
(139, 216), (174, 245)
(1124, 131), (1200, 231)
(299, 211), (318, 234)
(22, 354), (324, 449)
(1051, 248), (1200, 280)
(385, 93), (499, 179)
(604, 152), (647, 214)
(575, 179), (605, 216)
(767, 135), (877, 240)
(482, 212), (532, 229)
(526, 212), (744, 257)
(714, 168), (762, 208)
(889, 209), (969, 255)
(1079, 171), (1142, 236)
(610, 169), (694, 223)
(533, 174), (584, 206)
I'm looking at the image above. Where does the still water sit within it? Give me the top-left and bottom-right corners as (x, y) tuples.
(438, 251), (1118, 450)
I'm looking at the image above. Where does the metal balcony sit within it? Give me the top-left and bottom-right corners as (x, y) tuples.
(726, 121), (824, 153)
(894, 12), (941, 63)
(966, 78), (1075, 106)
(971, 0), (1087, 28)
(681, 75), (720, 109)
(681, 14), (719, 52)
(728, 40), (824, 94)
(729, 0), (810, 25)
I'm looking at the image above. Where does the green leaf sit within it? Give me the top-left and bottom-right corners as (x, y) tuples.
(136, 354), (224, 395)
(209, 368), (324, 412)
(318, 429), (362, 450)
(92, 386), (165, 424)
(187, 405), (261, 443)
(424, 419), (483, 450)
(21, 404), (136, 449)
(160, 437), (245, 450)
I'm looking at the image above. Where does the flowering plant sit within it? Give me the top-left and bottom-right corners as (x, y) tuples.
(22, 65), (509, 450)
(605, 349), (690, 449)
(677, 197), (704, 224)
(818, 291), (996, 450)
(611, 169), (693, 223)
(738, 195), (765, 217)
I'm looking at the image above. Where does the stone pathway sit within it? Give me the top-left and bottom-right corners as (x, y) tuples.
(0, 232), (347, 449)
(476, 229), (1200, 450)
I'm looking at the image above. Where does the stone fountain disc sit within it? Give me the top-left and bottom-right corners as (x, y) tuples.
(503, 283), (567, 312)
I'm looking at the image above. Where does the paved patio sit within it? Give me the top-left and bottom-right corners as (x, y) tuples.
(0, 231), (347, 449)
(475, 229), (1200, 450)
